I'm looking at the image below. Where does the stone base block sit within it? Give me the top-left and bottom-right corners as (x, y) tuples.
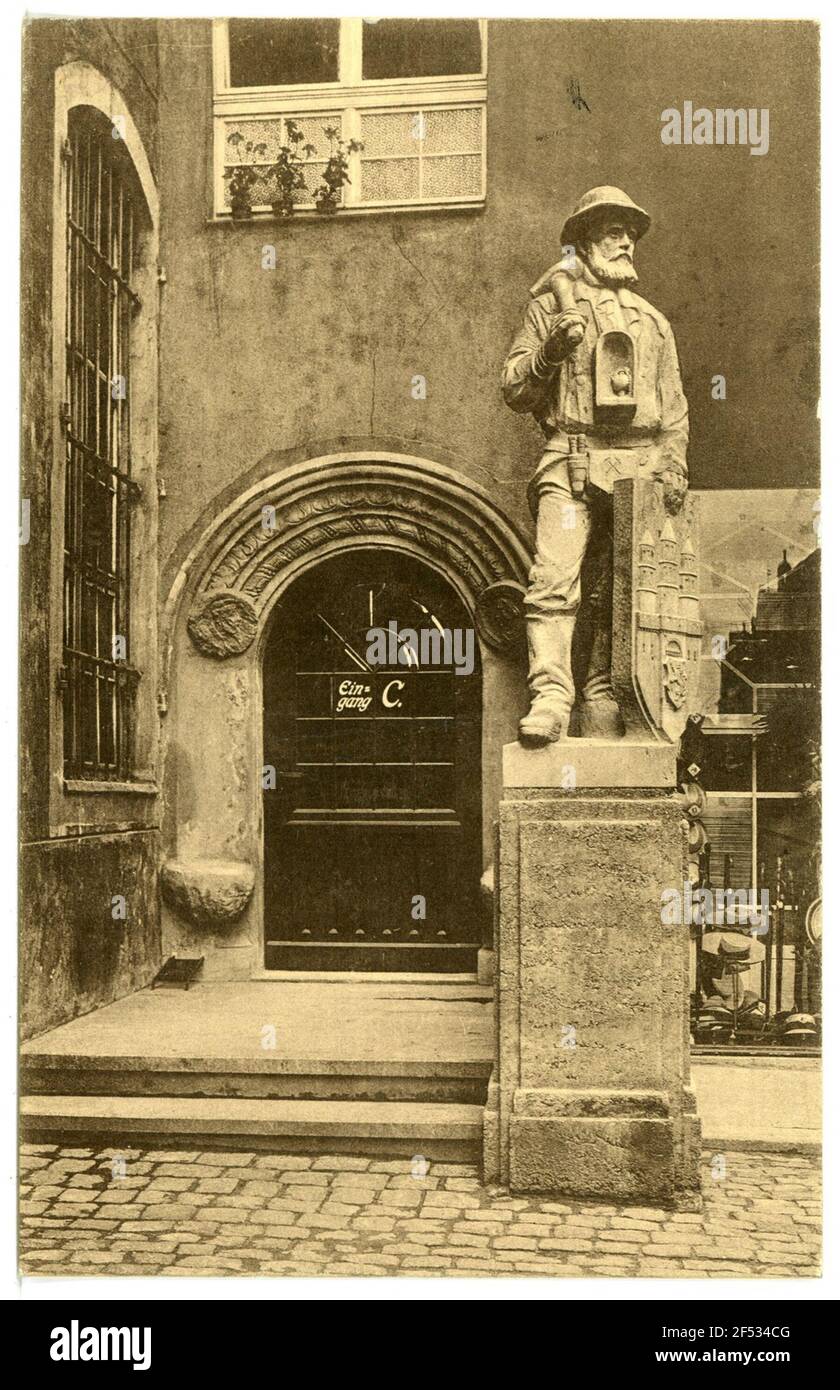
(488, 744), (702, 1200)
(509, 1096), (701, 1202)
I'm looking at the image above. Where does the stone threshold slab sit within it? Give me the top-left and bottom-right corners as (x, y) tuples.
(21, 981), (494, 1065)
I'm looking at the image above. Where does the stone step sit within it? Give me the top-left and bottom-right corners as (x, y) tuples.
(20, 1095), (485, 1160)
(21, 1055), (492, 1105)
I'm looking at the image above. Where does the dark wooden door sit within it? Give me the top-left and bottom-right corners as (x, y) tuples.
(263, 549), (482, 970)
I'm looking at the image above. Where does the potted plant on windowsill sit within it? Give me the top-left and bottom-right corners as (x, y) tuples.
(224, 132), (268, 220)
(268, 119), (318, 219)
(315, 126), (364, 215)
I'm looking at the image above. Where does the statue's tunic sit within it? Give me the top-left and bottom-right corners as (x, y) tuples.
(502, 266), (689, 486)
(501, 262), (689, 723)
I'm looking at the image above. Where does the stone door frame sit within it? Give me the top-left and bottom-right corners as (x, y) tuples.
(159, 448), (530, 980)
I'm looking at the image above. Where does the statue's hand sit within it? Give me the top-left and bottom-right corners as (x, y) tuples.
(543, 310), (587, 363)
(657, 469), (689, 514)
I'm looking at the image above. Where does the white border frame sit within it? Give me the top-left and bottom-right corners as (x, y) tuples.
(4, 0), (834, 1311)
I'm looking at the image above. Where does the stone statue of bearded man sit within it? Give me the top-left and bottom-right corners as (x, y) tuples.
(502, 186), (689, 745)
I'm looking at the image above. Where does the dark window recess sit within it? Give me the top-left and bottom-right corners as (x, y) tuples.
(757, 687), (820, 792)
(62, 109), (141, 780)
(362, 19), (482, 80)
(698, 734), (753, 792)
(228, 18), (340, 87)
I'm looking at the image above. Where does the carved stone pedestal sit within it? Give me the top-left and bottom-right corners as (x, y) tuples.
(483, 740), (701, 1205)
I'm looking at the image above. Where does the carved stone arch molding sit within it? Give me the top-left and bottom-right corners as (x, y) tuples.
(184, 453), (531, 657)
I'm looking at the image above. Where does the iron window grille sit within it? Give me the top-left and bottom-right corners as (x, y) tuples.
(61, 109), (141, 780)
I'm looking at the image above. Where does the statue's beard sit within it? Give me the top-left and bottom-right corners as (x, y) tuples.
(584, 245), (639, 288)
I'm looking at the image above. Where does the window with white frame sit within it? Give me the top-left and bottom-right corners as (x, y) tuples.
(212, 17), (487, 217)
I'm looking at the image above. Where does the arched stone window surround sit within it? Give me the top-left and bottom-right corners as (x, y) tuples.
(48, 61), (160, 832)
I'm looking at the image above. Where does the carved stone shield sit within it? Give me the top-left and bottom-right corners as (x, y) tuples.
(611, 477), (702, 741)
(663, 640), (688, 710)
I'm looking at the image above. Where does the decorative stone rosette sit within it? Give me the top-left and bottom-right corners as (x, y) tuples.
(187, 589), (259, 659)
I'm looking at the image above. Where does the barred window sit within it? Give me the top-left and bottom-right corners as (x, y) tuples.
(62, 109), (141, 780)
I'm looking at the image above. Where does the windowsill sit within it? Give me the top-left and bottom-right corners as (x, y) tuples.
(208, 201), (485, 226)
(63, 779), (158, 797)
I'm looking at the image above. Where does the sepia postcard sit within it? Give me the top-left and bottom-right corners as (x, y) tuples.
(15, 8), (824, 1316)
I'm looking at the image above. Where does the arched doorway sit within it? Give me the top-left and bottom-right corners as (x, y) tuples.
(160, 449), (529, 981)
(262, 548), (482, 971)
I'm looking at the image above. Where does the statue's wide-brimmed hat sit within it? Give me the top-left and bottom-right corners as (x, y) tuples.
(561, 186), (651, 246)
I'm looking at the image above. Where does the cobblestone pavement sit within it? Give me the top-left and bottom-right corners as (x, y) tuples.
(20, 1144), (820, 1278)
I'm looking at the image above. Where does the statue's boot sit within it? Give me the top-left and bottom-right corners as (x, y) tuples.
(519, 704), (568, 744)
(519, 613), (575, 746)
(578, 620), (625, 740)
(578, 689), (625, 739)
